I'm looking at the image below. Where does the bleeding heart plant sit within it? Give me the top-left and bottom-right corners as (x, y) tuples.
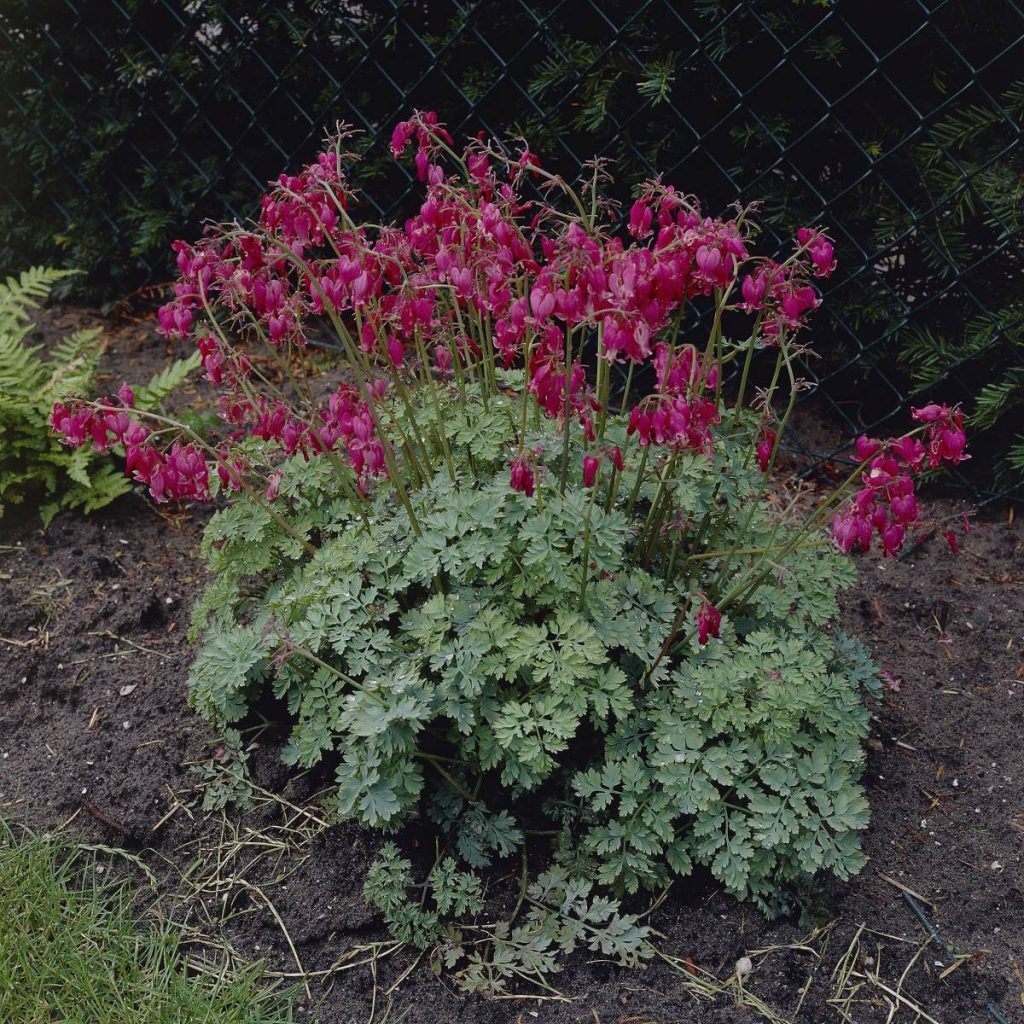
(53, 113), (968, 984)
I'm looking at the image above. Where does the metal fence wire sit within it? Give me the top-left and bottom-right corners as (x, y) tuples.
(1, 0), (1023, 498)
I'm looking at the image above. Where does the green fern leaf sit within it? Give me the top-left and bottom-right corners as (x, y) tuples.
(134, 349), (201, 410)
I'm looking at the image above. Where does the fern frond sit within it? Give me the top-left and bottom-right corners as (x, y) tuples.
(135, 349), (201, 410)
(0, 267), (76, 335)
(39, 328), (105, 404)
(0, 329), (47, 397)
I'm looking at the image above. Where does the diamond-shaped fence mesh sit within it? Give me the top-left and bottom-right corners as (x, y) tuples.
(1, 0), (1022, 500)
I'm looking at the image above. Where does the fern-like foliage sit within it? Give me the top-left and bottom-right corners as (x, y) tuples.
(0, 267), (198, 525)
(189, 384), (879, 951)
(363, 843), (485, 949)
(133, 349), (202, 408)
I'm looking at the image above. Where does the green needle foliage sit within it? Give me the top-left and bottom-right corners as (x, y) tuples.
(892, 79), (1024, 486)
(0, 823), (297, 1024)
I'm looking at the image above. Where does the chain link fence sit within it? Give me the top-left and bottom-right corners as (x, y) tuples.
(2, 0), (1023, 498)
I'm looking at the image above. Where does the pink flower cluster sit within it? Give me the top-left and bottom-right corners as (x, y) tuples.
(625, 344), (721, 455)
(238, 382), (388, 489)
(390, 110), (455, 182)
(55, 112), (842, 507)
(831, 404), (968, 557)
(51, 390), (211, 503)
(139, 114), (838, 494)
(911, 403), (968, 468)
(627, 396), (720, 454)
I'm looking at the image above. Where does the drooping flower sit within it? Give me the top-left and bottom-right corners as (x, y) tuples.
(911, 404), (968, 468)
(509, 455), (535, 498)
(832, 507), (873, 553)
(156, 300), (193, 340)
(797, 227), (837, 278)
(628, 199), (653, 238)
(778, 285), (819, 328)
(740, 271), (768, 311)
(879, 521), (905, 558)
(51, 402), (96, 448)
(695, 600), (722, 646)
(756, 428), (777, 473)
(386, 336), (405, 367)
(854, 435), (882, 461)
(627, 395), (720, 455)
(216, 454), (246, 492)
(890, 435), (926, 471)
(582, 454), (600, 488)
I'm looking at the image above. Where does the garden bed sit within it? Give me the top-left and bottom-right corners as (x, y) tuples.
(1, 309), (1021, 1023)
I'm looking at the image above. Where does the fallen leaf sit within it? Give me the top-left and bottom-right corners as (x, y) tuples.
(881, 669), (901, 692)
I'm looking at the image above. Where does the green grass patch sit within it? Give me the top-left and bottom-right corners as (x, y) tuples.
(0, 822), (298, 1023)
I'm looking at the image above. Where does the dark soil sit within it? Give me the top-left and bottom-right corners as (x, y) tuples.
(1, 309), (1021, 1024)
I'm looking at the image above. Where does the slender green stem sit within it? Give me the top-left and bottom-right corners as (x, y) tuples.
(705, 340), (793, 591)
(700, 280), (736, 396)
(639, 455), (677, 565)
(665, 531), (683, 583)
(623, 445), (651, 518)
(558, 328), (576, 494)
(415, 754), (475, 803)
(643, 595), (693, 684)
(578, 468), (601, 610)
(286, 642), (377, 699)
(594, 324), (611, 441)
(390, 372), (435, 481)
(412, 330), (457, 480)
(730, 317), (764, 429)
(518, 341), (533, 452)
(618, 361), (635, 415)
